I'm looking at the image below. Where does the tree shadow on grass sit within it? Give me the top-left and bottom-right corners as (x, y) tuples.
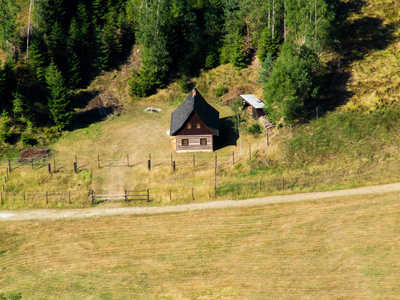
(69, 91), (120, 131)
(318, 0), (398, 114)
(215, 117), (239, 151)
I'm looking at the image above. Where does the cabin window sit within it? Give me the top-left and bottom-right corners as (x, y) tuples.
(196, 123), (201, 129)
(200, 138), (207, 146)
(187, 123), (192, 129)
(182, 139), (189, 146)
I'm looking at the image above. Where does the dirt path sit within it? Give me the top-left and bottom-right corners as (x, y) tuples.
(2, 182), (400, 222)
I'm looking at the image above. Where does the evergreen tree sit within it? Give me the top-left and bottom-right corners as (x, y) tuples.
(130, 0), (171, 96)
(92, 25), (109, 70)
(12, 92), (27, 121)
(258, 53), (274, 84)
(0, 59), (17, 111)
(67, 19), (82, 87)
(67, 51), (82, 88)
(258, 28), (280, 61)
(104, 6), (123, 65)
(263, 41), (320, 123)
(45, 62), (71, 129)
(46, 21), (67, 70)
(0, 110), (11, 142)
(28, 37), (47, 84)
(0, 0), (18, 54)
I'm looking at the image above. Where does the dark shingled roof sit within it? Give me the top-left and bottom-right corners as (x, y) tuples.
(170, 88), (219, 136)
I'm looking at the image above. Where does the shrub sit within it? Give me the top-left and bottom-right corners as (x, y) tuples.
(247, 123), (262, 135)
(215, 86), (227, 97)
(205, 52), (219, 70)
(179, 75), (191, 93)
(0, 292), (22, 300)
(20, 133), (38, 147)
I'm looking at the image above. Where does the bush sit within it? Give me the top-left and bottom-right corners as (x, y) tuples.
(20, 133), (38, 147)
(247, 123), (262, 135)
(179, 75), (191, 93)
(0, 292), (22, 300)
(215, 86), (227, 97)
(205, 52), (219, 70)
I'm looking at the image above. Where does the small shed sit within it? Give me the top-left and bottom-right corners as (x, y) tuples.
(240, 94), (266, 120)
(170, 88), (219, 152)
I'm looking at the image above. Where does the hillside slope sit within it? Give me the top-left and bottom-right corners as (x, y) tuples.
(338, 0), (400, 112)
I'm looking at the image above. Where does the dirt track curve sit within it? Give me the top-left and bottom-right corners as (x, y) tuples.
(2, 182), (400, 222)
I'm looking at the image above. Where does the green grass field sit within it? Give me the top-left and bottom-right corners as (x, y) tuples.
(1, 192), (400, 299)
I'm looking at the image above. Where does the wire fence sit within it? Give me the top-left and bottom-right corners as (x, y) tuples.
(0, 149), (254, 176)
(1, 150), (399, 209)
(0, 191), (90, 209)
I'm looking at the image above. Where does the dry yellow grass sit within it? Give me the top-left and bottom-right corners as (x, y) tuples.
(342, 0), (400, 112)
(1, 192), (400, 298)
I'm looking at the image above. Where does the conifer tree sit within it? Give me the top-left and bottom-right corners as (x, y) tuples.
(263, 41), (320, 123)
(92, 25), (109, 70)
(28, 37), (47, 84)
(12, 92), (26, 121)
(45, 62), (71, 129)
(0, 59), (17, 111)
(0, 0), (18, 53)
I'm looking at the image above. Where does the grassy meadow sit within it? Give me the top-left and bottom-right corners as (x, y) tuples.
(1, 0), (400, 208)
(1, 192), (400, 299)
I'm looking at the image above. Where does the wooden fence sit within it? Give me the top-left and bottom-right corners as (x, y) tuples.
(91, 189), (150, 204)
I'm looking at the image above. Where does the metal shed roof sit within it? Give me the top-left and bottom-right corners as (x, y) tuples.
(240, 94), (266, 109)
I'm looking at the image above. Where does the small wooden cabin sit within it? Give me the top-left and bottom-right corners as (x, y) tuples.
(240, 94), (266, 120)
(170, 88), (219, 152)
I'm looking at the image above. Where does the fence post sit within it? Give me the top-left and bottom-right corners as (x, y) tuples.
(260, 180), (262, 192)
(1, 192), (2, 206)
(267, 131), (269, 146)
(24, 192), (26, 202)
(214, 154), (217, 198)
(237, 184), (240, 195)
(69, 191), (71, 204)
(173, 161), (176, 171)
(232, 151), (235, 166)
(48, 163), (51, 174)
(6, 167), (8, 179)
(282, 178), (285, 190)
(124, 189), (127, 202)
(249, 146), (251, 159)
(97, 155), (100, 168)
(192, 187), (194, 201)
(148, 154), (151, 171)
(8, 160), (11, 173)
(147, 189), (149, 202)
(54, 157), (56, 171)
(169, 189), (172, 201)
(46, 192), (48, 205)
(193, 153), (195, 167)
(73, 162), (77, 173)
(91, 190), (94, 205)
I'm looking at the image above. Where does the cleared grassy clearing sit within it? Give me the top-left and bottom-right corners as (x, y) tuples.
(4, 105), (400, 208)
(1, 192), (400, 299)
